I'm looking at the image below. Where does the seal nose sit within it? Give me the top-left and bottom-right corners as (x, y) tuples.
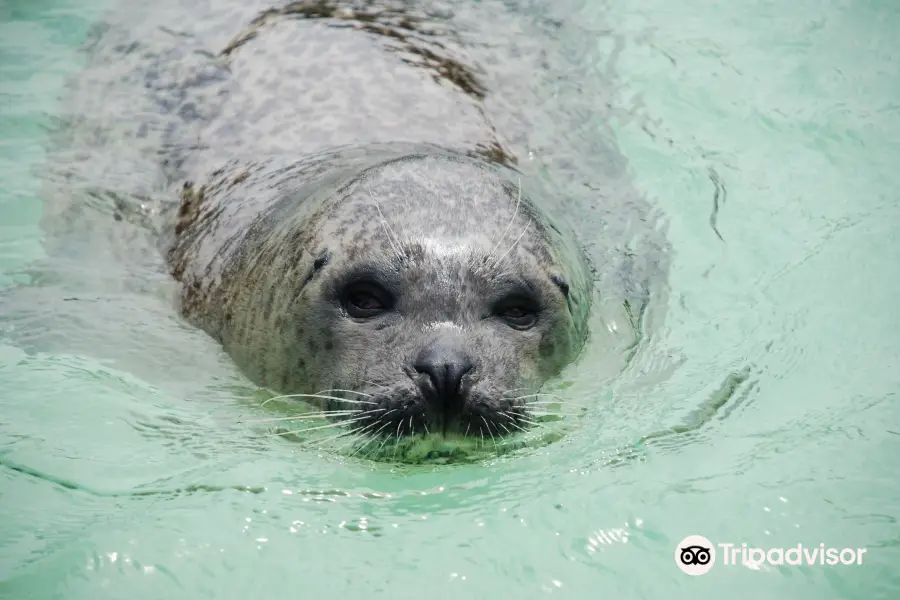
(413, 340), (475, 409)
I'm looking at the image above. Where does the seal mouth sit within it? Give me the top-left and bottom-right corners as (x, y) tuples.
(371, 401), (522, 441)
(254, 384), (578, 464)
(328, 384), (534, 442)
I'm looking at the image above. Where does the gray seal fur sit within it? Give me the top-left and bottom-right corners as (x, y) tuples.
(34, 0), (670, 442)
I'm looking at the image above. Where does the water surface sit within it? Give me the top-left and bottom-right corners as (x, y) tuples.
(1, 0), (899, 598)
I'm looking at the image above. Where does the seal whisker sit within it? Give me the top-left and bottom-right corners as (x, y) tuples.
(269, 414), (371, 436)
(299, 427), (364, 448)
(368, 438), (392, 460)
(338, 420), (382, 454)
(244, 410), (358, 423)
(391, 418), (404, 459)
(523, 400), (585, 412)
(368, 420), (397, 457)
(506, 393), (546, 401)
(481, 415), (499, 450)
(332, 427), (367, 450)
(517, 395), (585, 409)
(525, 400), (585, 412)
(345, 422), (389, 458)
(368, 419), (395, 439)
(526, 412), (570, 422)
(314, 415), (376, 436)
(261, 392), (377, 407)
(499, 387), (532, 395)
(345, 438), (374, 459)
(523, 397), (581, 405)
(506, 420), (528, 433)
(489, 218), (531, 270)
(347, 419), (381, 437)
(366, 185), (406, 262)
(519, 392), (577, 404)
(486, 175), (522, 265)
(360, 380), (390, 390)
(336, 436), (367, 454)
(330, 398), (378, 406)
(525, 407), (582, 417)
(316, 388), (375, 397)
(528, 408), (575, 415)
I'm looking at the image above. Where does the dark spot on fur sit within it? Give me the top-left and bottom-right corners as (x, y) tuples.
(232, 171), (250, 185)
(174, 181), (207, 237)
(471, 140), (517, 167)
(324, 340), (333, 351)
(313, 249), (330, 271)
(301, 249), (331, 288)
(178, 101), (200, 121)
(218, 0), (499, 109)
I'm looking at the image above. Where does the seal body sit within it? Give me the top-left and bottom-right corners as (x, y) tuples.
(45, 0), (669, 441)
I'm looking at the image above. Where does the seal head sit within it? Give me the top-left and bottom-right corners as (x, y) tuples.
(170, 150), (592, 441)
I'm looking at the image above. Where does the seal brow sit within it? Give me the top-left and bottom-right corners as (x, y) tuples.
(490, 218), (531, 270)
(366, 185), (406, 262)
(486, 175), (522, 265)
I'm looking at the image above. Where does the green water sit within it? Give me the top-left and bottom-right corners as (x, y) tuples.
(2, 0), (899, 598)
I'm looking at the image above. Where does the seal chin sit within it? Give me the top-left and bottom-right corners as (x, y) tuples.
(336, 383), (530, 440)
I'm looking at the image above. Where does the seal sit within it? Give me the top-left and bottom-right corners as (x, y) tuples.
(168, 145), (593, 441)
(41, 0), (669, 449)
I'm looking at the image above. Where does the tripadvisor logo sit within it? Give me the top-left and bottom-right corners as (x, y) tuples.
(675, 535), (868, 576)
(675, 535), (716, 576)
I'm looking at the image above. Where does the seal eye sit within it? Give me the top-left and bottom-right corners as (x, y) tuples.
(342, 282), (392, 319)
(495, 301), (539, 330)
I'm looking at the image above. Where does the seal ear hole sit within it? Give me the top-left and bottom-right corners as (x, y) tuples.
(550, 275), (570, 298)
(341, 280), (394, 319)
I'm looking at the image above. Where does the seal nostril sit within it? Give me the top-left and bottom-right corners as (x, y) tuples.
(413, 341), (475, 409)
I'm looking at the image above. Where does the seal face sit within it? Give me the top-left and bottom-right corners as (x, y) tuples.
(169, 149), (593, 442)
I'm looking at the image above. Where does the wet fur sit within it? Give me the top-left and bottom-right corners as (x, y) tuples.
(38, 0), (670, 444)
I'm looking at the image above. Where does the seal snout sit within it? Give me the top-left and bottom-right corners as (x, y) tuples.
(413, 338), (475, 415)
